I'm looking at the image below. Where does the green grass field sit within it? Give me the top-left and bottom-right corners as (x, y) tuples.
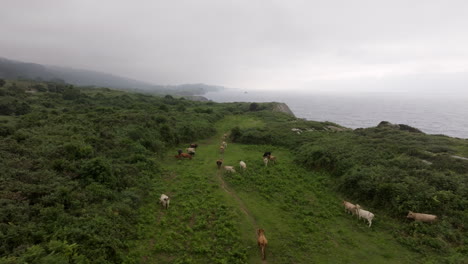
(2, 81), (464, 263)
(126, 116), (439, 264)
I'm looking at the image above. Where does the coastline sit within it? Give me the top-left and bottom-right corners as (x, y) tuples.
(202, 89), (468, 139)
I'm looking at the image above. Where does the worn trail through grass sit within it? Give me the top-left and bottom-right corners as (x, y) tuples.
(216, 168), (258, 226)
(215, 153), (266, 263)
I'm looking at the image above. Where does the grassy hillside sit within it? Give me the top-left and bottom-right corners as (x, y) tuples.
(0, 80), (249, 263)
(126, 116), (466, 263)
(230, 113), (468, 263)
(1, 80), (466, 263)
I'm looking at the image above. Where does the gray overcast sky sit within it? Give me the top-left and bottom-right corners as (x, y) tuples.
(1, 0), (468, 92)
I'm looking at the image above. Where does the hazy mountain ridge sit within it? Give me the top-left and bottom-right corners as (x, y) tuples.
(0, 57), (224, 95)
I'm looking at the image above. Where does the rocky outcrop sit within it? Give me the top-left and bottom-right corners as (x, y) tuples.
(325, 125), (352, 132)
(377, 121), (400, 129)
(272, 102), (295, 117)
(377, 121), (424, 134)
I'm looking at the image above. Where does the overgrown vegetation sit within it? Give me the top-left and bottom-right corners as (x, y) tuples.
(0, 80), (250, 263)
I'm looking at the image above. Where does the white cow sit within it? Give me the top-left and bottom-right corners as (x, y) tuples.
(263, 157), (269, 167)
(186, 147), (196, 155)
(160, 194), (170, 209)
(239, 161), (247, 170)
(355, 204), (375, 227)
(224, 166), (236, 173)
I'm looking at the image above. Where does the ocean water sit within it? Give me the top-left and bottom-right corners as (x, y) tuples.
(204, 89), (468, 139)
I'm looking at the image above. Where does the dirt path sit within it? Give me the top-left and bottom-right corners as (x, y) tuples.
(214, 136), (267, 263)
(216, 169), (259, 227)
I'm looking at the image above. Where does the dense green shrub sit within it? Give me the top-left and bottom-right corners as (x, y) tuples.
(0, 80), (238, 263)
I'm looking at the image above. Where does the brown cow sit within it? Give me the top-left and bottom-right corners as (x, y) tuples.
(268, 155), (277, 164)
(407, 211), (437, 223)
(257, 229), (268, 260)
(216, 159), (223, 169)
(175, 153), (192, 159)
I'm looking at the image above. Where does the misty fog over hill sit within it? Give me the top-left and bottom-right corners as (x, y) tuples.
(0, 57), (224, 95)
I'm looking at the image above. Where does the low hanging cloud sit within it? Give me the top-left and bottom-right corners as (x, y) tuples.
(1, 0), (467, 92)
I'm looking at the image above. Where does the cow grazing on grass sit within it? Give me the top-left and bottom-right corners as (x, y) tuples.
(257, 229), (268, 260)
(186, 147), (196, 156)
(222, 141), (227, 148)
(224, 166), (236, 173)
(175, 153), (192, 159)
(160, 194), (170, 209)
(407, 211), (437, 223)
(216, 159), (223, 169)
(263, 152), (271, 158)
(263, 157), (269, 167)
(355, 204), (375, 227)
(268, 155), (277, 164)
(189, 143), (198, 148)
(239, 161), (247, 171)
(343, 200), (357, 215)
(220, 146), (225, 154)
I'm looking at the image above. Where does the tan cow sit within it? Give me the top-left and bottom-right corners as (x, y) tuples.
(239, 161), (247, 170)
(268, 155), (277, 164)
(407, 211), (437, 223)
(343, 200), (357, 215)
(224, 166), (236, 173)
(257, 229), (268, 260)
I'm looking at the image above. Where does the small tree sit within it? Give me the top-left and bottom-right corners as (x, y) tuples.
(33, 84), (47, 92)
(62, 88), (81, 100)
(230, 126), (242, 142)
(159, 104), (169, 112)
(249, 103), (259, 111)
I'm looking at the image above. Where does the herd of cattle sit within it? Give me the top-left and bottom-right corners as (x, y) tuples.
(343, 200), (438, 228)
(163, 133), (438, 260)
